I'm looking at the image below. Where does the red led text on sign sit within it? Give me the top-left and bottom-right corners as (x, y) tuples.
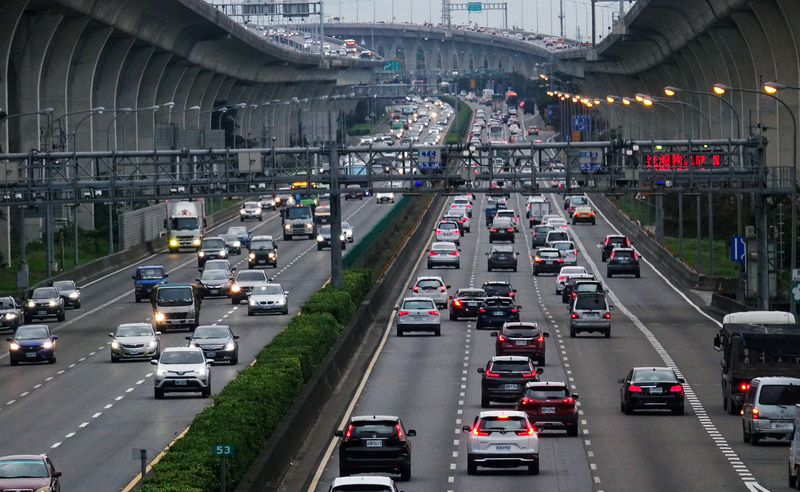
(645, 154), (722, 170)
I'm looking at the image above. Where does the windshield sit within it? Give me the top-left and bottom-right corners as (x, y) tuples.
(503, 326), (539, 337)
(489, 361), (532, 372)
(157, 288), (194, 306)
(192, 327), (231, 339)
(202, 239), (224, 249)
(137, 268), (164, 279)
(574, 296), (607, 310)
(160, 351), (204, 364)
(237, 271), (267, 282)
(169, 217), (199, 231)
(0, 459), (48, 479)
(252, 285), (283, 296)
(201, 271), (228, 281)
(116, 324), (154, 337)
(250, 240), (274, 250)
(417, 280), (443, 289)
(32, 288), (58, 299)
(0, 298), (13, 308)
(632, 369), (678, 383)
(53, 281), (75, 290)
(227, 227), (248, 236)
(16, 326), (50, 339)
(287, 207), (311, 220)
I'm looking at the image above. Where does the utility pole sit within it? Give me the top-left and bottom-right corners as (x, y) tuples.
(329, 144), (343, 287)
(559, 0), (565, 37)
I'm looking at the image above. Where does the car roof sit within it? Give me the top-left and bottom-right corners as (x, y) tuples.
(250, 235), (274, 241)
(416, 276), (444, 282)
(491, 245), (515, 252)
(503, 322), (539, 329)
(606, 234), (627, 239)
(330, 476), (396, 486)
(477, 410), (529, 418)
(0, 454), (49, 461)
(483, 280), (512, 286)
(456, 288), (486, 295)
(138, 265), (164, 269)
(350, 414), (401, 422)
(431, 241), (457, 249)
(162, 346), (203, 353)
(524, 381), (568, 389)
(550, 240), (575, 247)
(536, 248), (560, 253)
(490, 355), (530, 362)
(612, 247), (636, 252)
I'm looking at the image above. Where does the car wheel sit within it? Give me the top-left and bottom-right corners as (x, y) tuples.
(154, 388), (164, 399)
(570, 327), (576, 338)
(111, 355), (120, 363)
(605, 329), (611, 338)
(556, 289), (561, 295)
(513, 266), (517, 272)
(790, 467), (798, 488)
(427, 262), (433, 269)
(317, 245), (322, 251)
(607, 271), (613, 278)
(135, 295), (140, 303)
(487, 266), (492, 272)
(528, 460), (540, 475)
(624, 402), (633, 415)
(202, 385), (211, 398)
(601, 255), (607, 262)
(467, 456), (478, 475)
(248, 308), (253, 316)
(511, 238), (515, 243)
(567, 422), (579, 437)
(231, 355), (238, 365)
(455, 262), (460, 269)
(635, 271), (641, 278)
(10, 358), (18, 366)
(592, 220), (596, 225)
(450, 311), (457, 321)
(342, 243), (346, 250)
(240, 217), (244, 222)
(58, 311), (65, 322)
(232, 297), (238, 305)
(539, 355), (546, 366)
(282, 306), (288, 315)
(75, 302), (81, 309)
(399, 464), (411, 481)
(283, 233), (290, 241)
(397, 327), (404, 337)
(533, 271), (539, 276)
(481, 395), (490, 408)
(434, 326), (441, 336)
(751, 430), (761, 446)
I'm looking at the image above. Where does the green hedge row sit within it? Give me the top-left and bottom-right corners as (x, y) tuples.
(139, 268), (373, 492)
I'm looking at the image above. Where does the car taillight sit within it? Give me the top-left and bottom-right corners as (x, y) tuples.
(572, 292), (577, 299)
(521, 371), (537, 377)
(449, 251), (458, 256)
(466, 204), (471, 208)
(521, 396), (534, 405)
(537, 334), (544, 342)
(490, 228), (497, 232)
(436, 229), (443, 234)
(669, 385), (684, 394)
(749, 407), (760, 419)
(345, 424), (353, 439)
(571, 312), (579, 319)
(633, 251), (639, 259)
(413, 286), (419, 293)
(573, 251), (578, 255)
(533, 256), (541, 262)
(740, 382), (751, 392)
(628, 385), (642, 392)
(429, 251), (438, 256)
(458, 219), (464, 223)
(485, 370), (500, 377)
(497, 335), (506, 342)
(609, 251), (615, 259)
(603, 312), (611, 319)
(453, 300), (462, 307)
(558, 276), (567, 281)
(428, 310), (440, 315)
(562, 396), (574, 404)
(472, 427), (490, 436)
(511, 308), (518, 313)
(396, 423), (405, 438)
(516, 424), (536, 436)
(479, 307), (486, 313)
(507, 228), (514, 233)
(440, 286), (446, 292)
(398, 311), (410, 316)
(625, 238), (631, 247)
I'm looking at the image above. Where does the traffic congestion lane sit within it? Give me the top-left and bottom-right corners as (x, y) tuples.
(313, 192), (595, 491)
(0, 196), (388, 491)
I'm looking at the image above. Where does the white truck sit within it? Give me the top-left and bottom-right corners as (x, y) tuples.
(526, 197), (551, 226)
(165, 199), (205, 253)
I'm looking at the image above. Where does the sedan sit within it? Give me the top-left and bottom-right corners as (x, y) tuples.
(8, 324), (57, 365)
(226, 226), (252, 248)
(218, 233), (241, 255)
(492, 322), (549, 365)
(151, 346), (212, 399)
(481, 281), (517, 299)
(516, 381), (579, 436)
(395, 297), (441, 336)
(462, 410), (539, 475)
(619, 366), (686, 415)
(0, 454), (62, 492)
(448, 288), (487, 320)
(186, 324), (239, 365)
(478, 355), (543, 407)
(317, 225), (347, 250)
(51, 280), (81, 309)
(427, 241), (461, 269)
(247, 283), (290, 315)
(195, 269), (233, 298)
(109, 322), (161, 362)
(489, 217), (517, 243)
(571, 206), (596, 225)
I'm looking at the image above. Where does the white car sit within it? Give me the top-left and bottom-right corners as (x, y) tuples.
(375, 191), (395, 203)
(151, 347), (211, 399)
(239, 201), (263, 222)
(329, 476), (402, 492)
(555, 266), (589, 294)
(436, 221), (461, 244)
(450, 203), (471, 219)
(549, 240), (578, 265)
(341, 222), (354, 242)
(494, 209), (519, 224)
(450, 197), (473, 217)
(411, 276), (450, 307)
(462, 410), (539, 475)
(395, 297), (441, 336)
(545, 217), (568, 229)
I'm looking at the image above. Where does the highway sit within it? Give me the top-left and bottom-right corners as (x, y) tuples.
(0, 196), (392, 491)
(308, 189), (789, 489)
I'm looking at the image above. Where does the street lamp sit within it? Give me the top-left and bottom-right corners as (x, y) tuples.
(715, 82), (797, 312)
(638, 93), (712, 139)
(105, 108), (133, 151)
(664, 85), (741, 139)
(50, 107), (105, 151)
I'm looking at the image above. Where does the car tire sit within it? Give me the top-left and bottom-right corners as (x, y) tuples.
(75, 302), (81, 309)
(434, 326), (441, 336)
(607, 271), (613, 278)
(624, 402), (633, 415)
(513, 266), (517, 272)
(556, 289), (561, 295)
(567, 422), (579, 437)
(635, 271), (641, 278)
(481, 395), (490, 408)
(202, 385), (211, 398)
(539, 355), (546, 366)
(240, 217), (244, 222)
(155, 388), (165, 399)
(601, 255), (607, 262)
(751, 430), (761, 445)
(605, 329), (611, 338)
(672, 404), (684, 415)
(342, 243), (346, 250)
(247, 308), (253, 316)
(10, 358), (18, 366)
(58, 311), (65, 322)
(528, 460), (540, 475)
(317, 245), (322, 251)
(450, 312), (457, 321)
(282, 306), (289, 315)
(111, 355), (119, 363)
(135, 295), (140, 303)
(487, 266), (492, 272)
(455, 262), (460, 269)
(397, 327), (404, 337)
(283, 233), (290, 241)
(790, 468), (798, 488)
(570, 327), (576, 338)
(427, 262), (433, 269)
(231, 355), (238, 365)
(533, 271), (539, 276)
(232, 297), (238, 305)
(511, 238), (515, 243)
(467, 456), (478, 475)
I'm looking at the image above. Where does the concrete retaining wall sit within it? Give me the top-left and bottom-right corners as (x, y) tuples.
(120, 203), (165, 251)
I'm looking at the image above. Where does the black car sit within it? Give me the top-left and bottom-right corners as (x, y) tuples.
(619, 366), (686, 415)
(51, 280), (81, 309)
(486, 245), (518, 272)
(247, 235), (278, 269)
(218, 233), (241, 255)
(335, 415), (416, 481)
(607, 247), (641, 277)
(23, 287), (65, 323)
(449, 288), (487, 320)
(561, 274), (596, 303)
(197, 237), (228, 267)
(531, 225), (555, 248)
(0, 296), (22, 330)
(476, 297), (520, 330)
(186, 324), (239, 365)
(481, 281), (517, 299)
(600, 234), (631, 262)
(195, 269), (233, 298)
(532, 248), (564, 276)
(567, 280), (607, 307)
(489, 217), (517, 243)
(478, 356), (543, 407)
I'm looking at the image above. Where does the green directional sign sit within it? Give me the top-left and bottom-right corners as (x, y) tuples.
(467, 2), (482, 12)
(383, 60), (401, 71)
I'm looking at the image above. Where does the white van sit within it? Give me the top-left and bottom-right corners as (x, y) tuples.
(742, 376), (800, 445)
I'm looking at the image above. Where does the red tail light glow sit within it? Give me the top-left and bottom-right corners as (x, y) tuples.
(571, 312), (579, 319)
(603, 312), (611, 319)
(562, 396), (574, 404)
(633, 251), (639, 259)
(440, 286), (446, 292)
(396, 423), (404, 438)
(534, 256), (541, 262)
(497, 335), (506, 342)
(472, 427), (489, 436)
(751, 407), (760, 419)
(479, 307), (486, 313)
(453, 300), (462, 307)
(485, 370), (500, 378)
(413, 286), (419, 293)
(428, 310), (440, 315)
(610, 251), (615, 259)
(398, 311), (410, 316)
(537, 334), (544, 342)
(490, 228), (497, 233)
(436, 230), (443, 234)
(628, 385), (642, 392)
(507, 228), (514, 233)
(345, 424), (353, 438)
(521, 370), (537, 377)
(511, 308), (518, 313)
(740, 382), (751, 392)
(557, 258), (564, 263)
(449, 251), (459, 256)
(517, 425), (536, 436)
(429, 251), (437, 256)
(497, 415), (509, 419)
(669, 385), (684, 394)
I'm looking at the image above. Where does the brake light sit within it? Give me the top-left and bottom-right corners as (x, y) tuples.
(750, 407), (760, 419)
(436, 229), (443, 234)
(485, 370), (500, 377)
(521, 370), (537, 377)
(440, 286), (446, 292)
(396, 423), (405, 438)
(740, 382), (751, 392)
(507, 228), (514, 233)
(633, 251), (639, 260)
(428, 310), (440, 315)
(557, 258), (564, 263)
(625, 238), (631, 247)
(398, 311), (410, 316)
(453, 300), (462, 307)
(603, 312), (611, 319)
(562, 396), (574, 404)
(609, 251), (615, 259)
(521, 396), (534, 405)
(497, 335), (506, 342)
(497, 415), (509, 419)
(628, 385), (642, 392)
(573, 251), (578, 255)
(479, 307), (486, 313)
(537, 334), (543, 342)
(345, 424), (353, 438)
(466, 204), (471, 208)
(517, 424), (536, 436)
(472, 427), (490, 436)
(490, 228), (497, 232)
(458, 219), (463, 223)
(669, 385), (684, 394)
(533, 256), (541, 262)
(571, 312), (579, 319)
(558, 275), (567, 281)
(449, 251), (458, 256)
(413, 286), (419, 293)
(429, 251), (438, 256)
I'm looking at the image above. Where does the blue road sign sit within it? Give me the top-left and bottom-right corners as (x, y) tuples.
(572, 115), (591, 132)
(417, 149), (442, 170)
(730, 236), (746, 262)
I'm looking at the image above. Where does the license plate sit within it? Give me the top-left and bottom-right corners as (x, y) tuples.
(38, 310), (47, 315)
(504, 384), (518, 390)
(649, 387), (662, 394)
(514, 340), (528, 345)
(258, 260), (266, 264)
(174, 379), (187, 386)
(26, 352), (37, 357)
(497, 256), (508, 260)
(494, 311), (504, 316)
(494, 444), (511, 451)
(365, 439), (382, 448)
(585, 312), (599, 318)
(773, 423), (793, 429)
(544, 260), (553, 264)
(467, 302), (477, 307)
(411, 315), (424, 320)
(542, 407), (556, 414)
(126, 350), (140, 355)
(207, 352), (216, 358)
(210, 289), (219, 294)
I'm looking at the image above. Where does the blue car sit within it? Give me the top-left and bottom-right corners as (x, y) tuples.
(132, 265), (168, 303)
(8, 324), (57, 365)
(226, 226), (252, 248)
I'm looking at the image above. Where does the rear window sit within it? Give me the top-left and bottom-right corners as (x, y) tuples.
(417, 279), (443, 289)
(457, 290), (486, 298)
(490, 360), (532, 372)
(439, 223), (458, 230)
(402, 299), (436, 310)
(553, 242), (574, 251)
(547, 232), (568, 240)
(477, 416), (528, 431)
(538, 250), (560, 259)
(483, 285), (512, 296)
(350, 422), (398, 438)
(484, 298), (514, 308)
(574, 296), (607, 310)
(575, 283), (602, 293)
(613, 251), (634, 259)
(524, 386), (569, 400)
(202, 239), (225, 249)
(503, 327), (539, 337)
(632, 369), (678, 383)
(757, 384), (800, 405)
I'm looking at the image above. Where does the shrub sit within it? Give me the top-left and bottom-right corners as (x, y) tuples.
(303, 288), (355, 324)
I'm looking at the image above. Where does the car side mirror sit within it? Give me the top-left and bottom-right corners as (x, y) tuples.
(678, 378), (686, 383)
(513, 289), (517, 292)
(517, 306), (522, 311)
(536, 367), (544, 375)
(490, 332), (498, 337)
(108, 333), (114, 338)
(406, 429), (417, 437)
(713, 334), (721, 350)
(477, 367), (485, 374)
(196, 278), (201, 282)
(461, 425), (471, 432)
(609, 306), (615, 310)
(572, 393), (579, 399)
(186, 336), (192, 341)
(446, 285), (451, 289)
(198, 268), (203, 273)
(155, 332), (162, 336)
(618, 378), (625, 384)
(334, 430), (344, 437)
(542, 332), (550, 338)
(284, 291), (290, 296)
(150, 360), (158, 365)
(485, 252), (489, 256)
(233, 335), (240, 340)
(132, 276), (136, 280)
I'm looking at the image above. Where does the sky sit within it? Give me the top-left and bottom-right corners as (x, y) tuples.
(320, 0), (634, 41)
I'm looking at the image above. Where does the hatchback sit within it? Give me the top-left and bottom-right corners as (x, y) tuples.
(476, 297), (521, 330)
(481, 281), (517, 299)
(619, 366), (685, 415)
(570, 293), (613, 338)
(443, 211), (469, 234)
(462, 410), (539, 475)
(427, 241), (460, 269)
(486, 245), (518, 272)
(395, 297), (440, 336)
(607, 247), (641, 277)
(562, 276), (599, 303)
(109, 322), (161, 362)
(449, 288), (487, 320)
(492, 322), (549, 365)
(335, 415), (416, 481)
(7, 324), (57, 365)
(742, 376), (800, 444)
(410, 276), (450, 307)
(516, 381), (579, 436)
(478, 355), (543, 407)
(197, 237), (228, 267)
(151, 346), (212, 399)
(328, 476), (403, 492)
(571, 206), (596, 225)
(549, 240), (578, 265)
(195, 269), (233, 298)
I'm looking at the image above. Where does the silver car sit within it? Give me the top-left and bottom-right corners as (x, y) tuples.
(462, 410), (540, 475)
(247, 283), (290, 315)
(555, 266), (588, 294)
(109, 322), (161, 362)
(396, 297), (441, 336)
(569, 293), (613, 338)
(230, 269), (270, 304)
(410, 276), (450, 307)
(549, 240), (578, 265)
(427, 241), (460, 269)
(150, 346), (211, 399)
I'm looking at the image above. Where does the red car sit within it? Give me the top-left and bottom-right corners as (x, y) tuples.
(491, 322), (549, 365)
(516, 381), (579, 436)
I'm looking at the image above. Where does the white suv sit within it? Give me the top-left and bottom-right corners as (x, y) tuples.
(410, 276), (450, 307)
(151, 347), (211, 399)
(462, 410), (539, 475)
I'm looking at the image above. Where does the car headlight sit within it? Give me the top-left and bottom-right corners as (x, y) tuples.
(69, 292), (79, 299)
(9, 342), (19, 350)
(275, 197), (281, 203)
(157, 368), (166, 376)
(198, 251), (205, 257)
(306, 222), (313, 229)
(233, 241), (240, 248)
(317, 235), (323, 242)
(340, 234), (346, 241)
(49, 301), (58, 307)
(154, 312), (165, 322)
(225, 342), (236, 351)
(219, 250), (227, 257)
(111, 340), (120, 349)
(188, 342), (197, 348)
(284, 224), (291, 230)
(5, 312), (16, 320)
(192, 238), (201, 246)
(268, 252), (275, 258)
(231, 284), (241, 293)
(27, 300), (35, 308)
(240, 209), (246, 215)
(43, 340), (54, 349)
(197, 366), (207, 376)
(255, 209), (261, 215)
(276, 298), (285, 306)
(249, 298), (257, 305)
(148, 340), (158, 347)
(169, 238), (178, 247)
(249, 253), (255, 260)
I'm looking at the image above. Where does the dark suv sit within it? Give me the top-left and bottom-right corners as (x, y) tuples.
(247, 235), (278, 269)
(478, 356), (543, 407)
(476, 297), (520, 330)
(197, 237), (228, 267)
(335, 415), (416, 481)
(607, 248), (641, 277)
(561, 274), (596, 303)
(487, 245), (518, 272)
(600, 235), (631, 262)
(516, 381), (579, 436)
(492, 322), (549, 365)
(481, 281), (517, 299)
